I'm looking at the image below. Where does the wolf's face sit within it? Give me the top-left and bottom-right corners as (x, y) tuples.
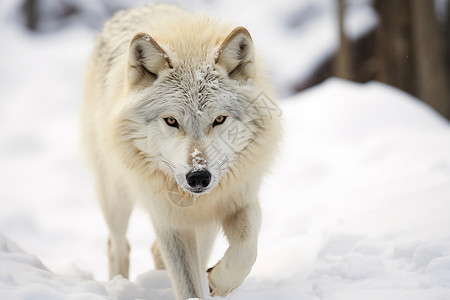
(134, 66), (257, 195)
(122, 28), (260, 196)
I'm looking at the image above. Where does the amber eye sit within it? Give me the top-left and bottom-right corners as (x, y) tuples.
(164, 117), (179, 128)
(213, 115), (227, 127)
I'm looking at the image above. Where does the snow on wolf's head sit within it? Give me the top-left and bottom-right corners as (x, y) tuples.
(116, 24), (279, 202)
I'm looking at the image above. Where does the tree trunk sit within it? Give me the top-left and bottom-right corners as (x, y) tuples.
(22, 0), (38, 31)
(374, 0), (416, 96)
(411, 0), (450, 119)
(446, 1), (450, 82)
(334, 0), (353, 80)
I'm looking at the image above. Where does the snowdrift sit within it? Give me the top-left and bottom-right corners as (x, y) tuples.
(1, 78), (450, 299)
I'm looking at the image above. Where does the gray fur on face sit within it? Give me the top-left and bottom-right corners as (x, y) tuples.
(136, 63), (255, 138)
(122, 61), (263, 195)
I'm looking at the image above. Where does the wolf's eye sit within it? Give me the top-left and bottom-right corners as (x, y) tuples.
(164, 117), (179, 128)
(213, 115), (227, 127)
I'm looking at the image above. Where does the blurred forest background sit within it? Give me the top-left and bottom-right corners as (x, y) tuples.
(17, 0), (450, 120)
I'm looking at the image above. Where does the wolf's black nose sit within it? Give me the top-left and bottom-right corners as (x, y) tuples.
(186, 170), (211, 190)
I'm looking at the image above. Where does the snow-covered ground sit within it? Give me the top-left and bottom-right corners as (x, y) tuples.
(2, 75), (450, 299)
(2, 1), (450, 300)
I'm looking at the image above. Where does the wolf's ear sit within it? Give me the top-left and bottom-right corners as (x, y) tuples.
(128, 33), (172, 86)
(216, 27), (255, 81)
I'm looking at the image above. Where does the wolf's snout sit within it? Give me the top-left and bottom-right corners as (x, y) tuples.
(186, 170), (211, 190)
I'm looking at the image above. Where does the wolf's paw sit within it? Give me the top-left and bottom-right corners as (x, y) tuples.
(207, 261), (246, 297)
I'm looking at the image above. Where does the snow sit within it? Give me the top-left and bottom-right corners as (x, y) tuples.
(191, 149), (202, 158)
(344, 2), (379, 41)
(2, 1), (450, 299)
(191, 149), (206, 172)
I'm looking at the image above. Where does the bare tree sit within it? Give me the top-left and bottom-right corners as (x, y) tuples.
(411, 0), (450, 119)
(334, 0), (353, 80)
(22, 0), (38, 31)
(373, 0), (416, 96)
(446, 1), (450, 81)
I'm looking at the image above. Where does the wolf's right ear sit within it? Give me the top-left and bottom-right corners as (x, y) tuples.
(128, 33), (172, 86)
(216, 27), (255, 81)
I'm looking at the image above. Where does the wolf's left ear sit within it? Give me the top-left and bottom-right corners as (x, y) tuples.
(128, 33), (172, 86)
(216, 27), (255, 81)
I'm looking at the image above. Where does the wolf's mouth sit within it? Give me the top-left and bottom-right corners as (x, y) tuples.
(187, 186), (211, 195)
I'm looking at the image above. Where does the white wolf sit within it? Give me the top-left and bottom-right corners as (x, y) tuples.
(81, 4), (281, 299)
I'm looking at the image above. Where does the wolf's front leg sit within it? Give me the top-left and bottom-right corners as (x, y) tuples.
(208, 201), (261, 297)
(155, 228), (204, 300)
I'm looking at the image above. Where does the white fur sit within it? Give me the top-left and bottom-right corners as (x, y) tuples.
(81, 4), (281, 299)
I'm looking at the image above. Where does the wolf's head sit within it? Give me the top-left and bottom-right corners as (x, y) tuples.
(116, 26), (278, 201)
